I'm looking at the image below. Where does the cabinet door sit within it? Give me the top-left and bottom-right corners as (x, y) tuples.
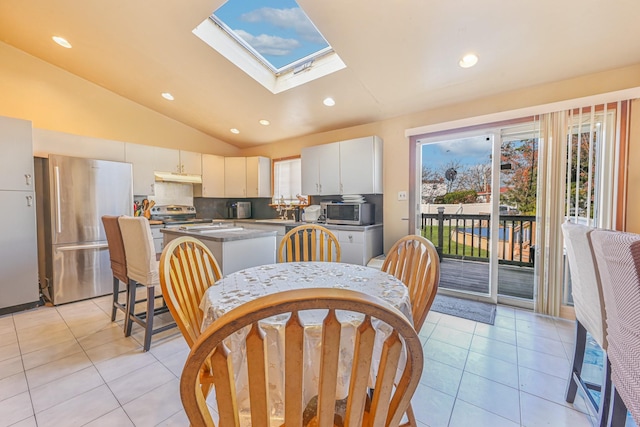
(32, 128), (126, 162)
(202, 154), (225, 197)
(340, 136), (376, 194)
(0, 116), (34, 191)
(224, 157), (247, 197)
(125, 143), (156, 195)
(154, 147), (181, 173)
(180, 150), (202, 175)
(246, 157), (271, 197)
(0, 190), (39, 309)
(317, 142), (341, 195)
(301, 146), (321, 195)
(338, 230), (365, 265)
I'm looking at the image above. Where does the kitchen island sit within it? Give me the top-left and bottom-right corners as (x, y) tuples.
(161, 226), (277, 275)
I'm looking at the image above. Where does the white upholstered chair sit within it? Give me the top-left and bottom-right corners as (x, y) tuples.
(561, 222), (609, 426)
(118, 216), (176, 351)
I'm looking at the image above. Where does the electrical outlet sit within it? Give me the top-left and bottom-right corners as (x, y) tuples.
(398, 191), (407, 201)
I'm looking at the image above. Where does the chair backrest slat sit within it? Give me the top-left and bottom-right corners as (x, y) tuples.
(180, 288), (423, 427)
(382, 235), (440, 331)
(246, 323), (269, 427)
(344, 316), (375, 426)
(284, 311), (304, 426)
(278, 225), (341, 263)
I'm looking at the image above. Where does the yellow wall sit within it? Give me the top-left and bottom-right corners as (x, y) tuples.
(2, 38), (640, 251)
(240, 65), (640, 250)
(0, 42), (240, 156)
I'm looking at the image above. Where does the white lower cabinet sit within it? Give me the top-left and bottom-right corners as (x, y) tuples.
(336, 227), (383, 266)
(239, 222), (287, 258)
(150, 225), (165, 254)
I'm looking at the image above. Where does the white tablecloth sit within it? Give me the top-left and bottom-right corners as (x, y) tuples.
(200, 262), (412, 424)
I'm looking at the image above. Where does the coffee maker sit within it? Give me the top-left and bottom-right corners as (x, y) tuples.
(226, 201), (251, 219)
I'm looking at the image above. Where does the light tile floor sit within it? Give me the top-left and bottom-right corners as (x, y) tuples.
(0, 297), (602, 427)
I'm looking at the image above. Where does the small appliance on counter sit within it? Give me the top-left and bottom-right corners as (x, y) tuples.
(324, 202), (374, 225)
(226, 201), (251, 219)
(303, 205), (322, 223)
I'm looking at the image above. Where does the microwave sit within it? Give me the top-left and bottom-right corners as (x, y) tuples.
(324, 202), (374, 225)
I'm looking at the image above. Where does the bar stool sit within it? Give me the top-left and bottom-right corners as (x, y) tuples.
(561, 222), (609, 426)
(589, 229), (640, 426)
(118, 216), (176, 351)
(101, 215), (129, 321)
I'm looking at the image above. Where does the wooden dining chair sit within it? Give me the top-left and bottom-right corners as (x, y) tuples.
(278, 224), (341, 263)
(160, 236), (222, 397)
(561, 222), (610, 426)
(589, 229), (640, 426)
(382, 235), (440, 332)
(181, 288), (423, 427)
(381, 234), (439, 427)
(118, 216), (176, 351)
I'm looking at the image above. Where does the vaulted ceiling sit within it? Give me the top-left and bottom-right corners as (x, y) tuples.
(1, 0), (640, 148)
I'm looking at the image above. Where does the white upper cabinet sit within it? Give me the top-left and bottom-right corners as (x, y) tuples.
(301, 137), (382, 195)
(125, 143), (157, 195)
(201, 154), (225, 197)
(301, 142), (340, 195)
(154, 147), (181, 173)
(0, 116), (34, 191)
(246, 156), (271, 198)
(224, 157), (247, 197)
(224, 156), (271, 198)
(179, 150), (202, 175)
(339, 136), (383, 195)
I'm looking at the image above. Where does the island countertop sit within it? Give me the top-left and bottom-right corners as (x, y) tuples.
(161, 226), (277, 242)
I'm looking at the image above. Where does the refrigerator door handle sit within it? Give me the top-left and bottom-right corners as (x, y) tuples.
(54, 166), (62, 233)
(56, 243), (109, 251)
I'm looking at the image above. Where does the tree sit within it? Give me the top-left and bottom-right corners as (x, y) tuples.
(500, 139), (538, 214)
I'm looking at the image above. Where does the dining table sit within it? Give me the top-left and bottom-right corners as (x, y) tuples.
(199, 261), (413, 425)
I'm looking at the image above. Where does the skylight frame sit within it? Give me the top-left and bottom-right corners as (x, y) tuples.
(208, 14), (334, 76)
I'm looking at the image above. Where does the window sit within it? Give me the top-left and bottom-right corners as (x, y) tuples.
(272, 157), (305, 204)
(192, 0), (346, 93)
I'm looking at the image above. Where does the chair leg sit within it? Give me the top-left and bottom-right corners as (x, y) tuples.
(143, 286), (155, 352)
(404, 403), (417, 427)
(124, 279), (136, 337)
(566, 321), (587, 403)
(111, 276), (119, 321)
(607, 385), (628, 427)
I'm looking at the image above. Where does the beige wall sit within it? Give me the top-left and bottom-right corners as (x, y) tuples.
(0, 41), (240, 156)
(240, 64), (640, 251)
(625, 99), (640, 233)
(2, 37), (640, 251)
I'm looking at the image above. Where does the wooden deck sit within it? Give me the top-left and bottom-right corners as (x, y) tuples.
(439, 258), (534, 300)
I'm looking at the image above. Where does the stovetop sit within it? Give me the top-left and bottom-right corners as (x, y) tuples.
(150, 204), (211, 225)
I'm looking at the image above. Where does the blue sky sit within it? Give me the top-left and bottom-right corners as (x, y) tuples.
(213, 0), (329, 69)
(421, 136), (492, 170)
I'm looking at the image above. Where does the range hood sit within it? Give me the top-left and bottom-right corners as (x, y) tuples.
(154, 171), (202, 184)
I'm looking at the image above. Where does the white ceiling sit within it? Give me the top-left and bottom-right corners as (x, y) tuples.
(1, 0), (640, 149)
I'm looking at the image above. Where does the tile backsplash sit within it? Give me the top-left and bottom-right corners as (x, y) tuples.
(148, 182), (193, 206)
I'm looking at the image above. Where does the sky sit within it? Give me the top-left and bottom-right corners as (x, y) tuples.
(213, 0), (330, 70)
(420, 135), (493, 171)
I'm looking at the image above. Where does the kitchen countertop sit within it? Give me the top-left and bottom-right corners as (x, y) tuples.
(161, 226), (276, 242)
(234, 219), (382, 231)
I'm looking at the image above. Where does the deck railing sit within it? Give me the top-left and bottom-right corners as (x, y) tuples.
(421, 210), (536, 267)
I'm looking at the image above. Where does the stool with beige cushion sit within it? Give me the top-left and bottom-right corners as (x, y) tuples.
(589, 229), (640, 427)
(118, 216), (176, 351)
(561, 222), (610, 426)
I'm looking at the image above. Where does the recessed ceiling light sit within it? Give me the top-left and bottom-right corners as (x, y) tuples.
(259, 119), (270, 126)
(230, 128), (240, 134)
(52, 36), (72, 49)
(161, 92), (174, 101)
(323, 97), (336, 107)
(459, 53), (478, 68)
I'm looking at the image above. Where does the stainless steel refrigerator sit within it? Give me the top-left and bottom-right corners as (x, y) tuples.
(35, 154), (133, 305)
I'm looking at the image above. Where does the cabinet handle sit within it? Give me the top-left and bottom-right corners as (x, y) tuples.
(150, 183), (154, 193)
(25, 174), (32, 186)
(348, 234), (353, 242)
(340, 183), (343, 193)
(26, 195), (33, 207)
(319, 184), (322, 193)
(181, 164), (185, 173)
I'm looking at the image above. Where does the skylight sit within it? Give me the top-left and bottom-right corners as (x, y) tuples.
(193, 0), (345, 94)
